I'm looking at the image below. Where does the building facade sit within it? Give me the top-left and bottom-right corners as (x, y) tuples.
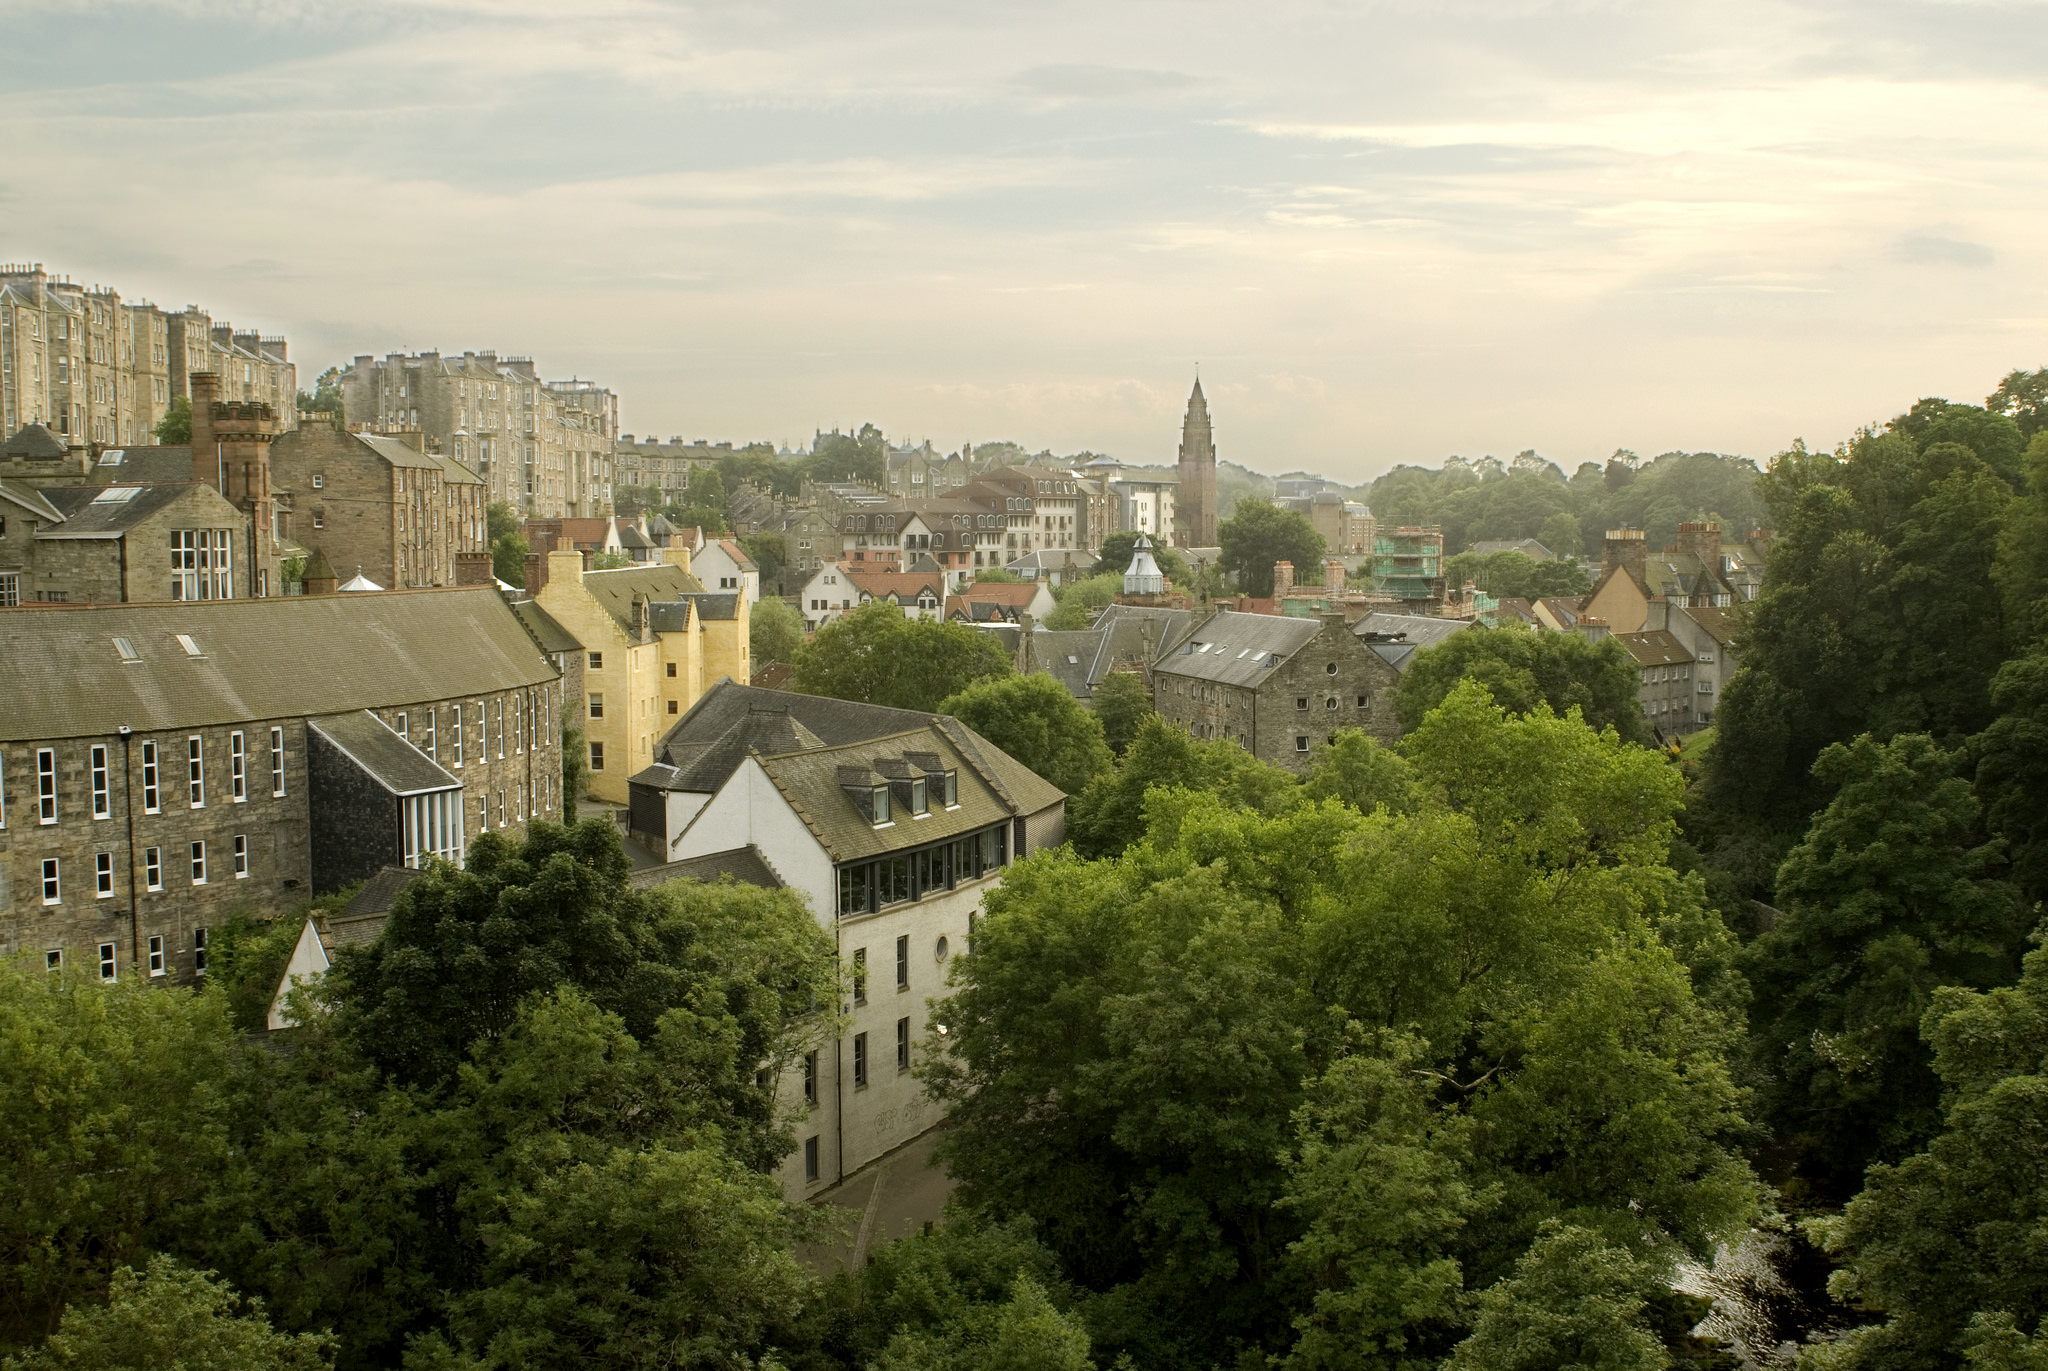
(0, 480), (250, 607)
(340, 351), (616, 517)
(269, 420), (488, 591)
(0, 589), (564, 985)
(1174, 378), (1219, 549)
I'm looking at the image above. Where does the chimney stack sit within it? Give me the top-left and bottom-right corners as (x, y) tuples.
(188, 371), (220, 487)
(1273, 560), (1295, 598)
(1325, 558), (1346, 591)
(455, 551), (494, 587)
(1674, 521), (1722, 569)
(1602, 529), (1648, 583)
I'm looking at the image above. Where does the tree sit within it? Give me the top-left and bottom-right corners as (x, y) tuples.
(1539, 510), (1585, 560)
(613, 485), (664, 517)
(1090, 670), (1154, 757)
(750, 597), (807, 670)
(973, 568), (1023, 584)
(6, 1256), (334, 1371)
(740, 535), (786, 593)
(561, 724), (586, 813)
(1441, 1224), (1668, 1371)
(1744, 734), (2028, 1197)
(1063, 714), (1298, 857)
(1219, 500), (1325, 597)
(1804, 933), (2048, 1368)
(793, 601), (1013, 712)
(874, 1276), (1094, 1371)
(1972, 648), (2048, 907)
(937, 674), (1114, 797)
(1043, 574), (1121, 630)
(154, 396), (191, 445)
(1090, 533), (1189, 586)
(1441, 551), (1591, 601)
(1989, 367), (2048, 443)
(487, 504), (527, 588)
(1395, 622), (1655, 744)
(1298, 730), (1420, 814)
(295, 366), (344, 422)
(0, 960), (235, 1350)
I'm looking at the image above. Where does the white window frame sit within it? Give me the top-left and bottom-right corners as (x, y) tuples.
(42, 857), (61, 904)
(148, 935), (165, 977)
(233, 834), (249, 878)
(91, 744), (109, 818)
(95, 851), (114, 898)
(452, 705), (464, 767)
(0, 749), (7, 828)
(230, 731), (246, 801)
(194, 928), (209, 975)
(271, 727), (285, 796)
(424, 709), (437, 759)
(38, 747), (56, 824)
(145, 846), (162, 890)
(190, 840), (207, 885)
(188, 736), (205, 807)
(98, 943), (117, 983)
(140, 741), (159, 812)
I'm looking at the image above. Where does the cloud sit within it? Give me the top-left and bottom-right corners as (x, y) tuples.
(1012, 64), (1199, 100)
(1893, 233), (1995, 268)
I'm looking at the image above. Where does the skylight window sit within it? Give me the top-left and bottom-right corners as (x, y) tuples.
(113, 637), (138, 661)
(175, 634), (202, 656)
(91, 486), (141, 504)
(97, 450), (125, 466)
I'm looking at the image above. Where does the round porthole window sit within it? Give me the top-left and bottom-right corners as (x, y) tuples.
(1325, 661), (1339, 674)
(935, 936), (950, 962)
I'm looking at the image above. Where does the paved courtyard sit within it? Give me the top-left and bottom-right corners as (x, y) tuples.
(802, 1127), (957, 1273)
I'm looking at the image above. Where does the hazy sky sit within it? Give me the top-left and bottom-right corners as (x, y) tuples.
(4, 0), (2044, 481)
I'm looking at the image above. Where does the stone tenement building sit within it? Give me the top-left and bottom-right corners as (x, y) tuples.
(0, 476), (248, 607)
(613, 435), (744, 502)
(0, 588), (564, 985)
(627, 681), (1066, 1200)
(0, 263), (294, 448)
(1152, 608), (1404, 768)
(1174, 376), (1219, 550)
(340, 351), (616, 518)
(269, 420), (488, 590)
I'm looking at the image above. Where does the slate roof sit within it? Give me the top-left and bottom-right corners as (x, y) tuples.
(356, 433), (443, 471)
(0, 479), (65, 522)
(670, 707), (826, 794)
(647, 600), (695, 634)
(343, 865), (425, 919)
(3, 424), (69, 459)
(1034, 630), (1103, 698)
(753, 725), (1048, 864)
(86, 446), (196, 486)
(0, 587), (560, 741)
(684, 592), (741, 621)
(580, 563), (707, 633)
(511, 598), (582, 654)
(1155, 610), (1323, 688)
(1353, 612), (1474, 673)
(656, 681), (938, 769)
(1615, 629), (1694, 667)
(1682, 605), (1741, 646)
(35, 483), (206, 537)
(308, 710), (464, 795)
(630, 846), (784, 891)
(1534, 596), (1585, 628)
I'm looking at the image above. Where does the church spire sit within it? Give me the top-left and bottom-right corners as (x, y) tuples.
(1174, 372), (1218, 549)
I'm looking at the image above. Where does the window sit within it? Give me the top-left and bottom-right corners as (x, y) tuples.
(194, 928), (209, 974)
(896, 935), (909, 989)
(804, 1136), (820, 1183)
(667, 700), (678, 714)
(803, 1051), (818, 1106)
(588, 652), (603, 669)
(1325, 697), (1338, 709)
(137, 740), (157, 812)
(169, 528), (234, 600)
(589, 741), (604, 771)
(1326, 661), (1339, 675)
(1295, 736), (1310, 752)
(665, 662), (676, 678)
(0, 572), (16, 606)
(38, 748), (56, 823)
(312, 473), (325, 489)
(91, 745), (109, 817)
(897, 1017), (911, 1071)
(188, 736), (205, 807)
(148, 936), (165, 977)
(452, 706), (464, 766)
(588, 693), (603, 719)
(234, 834), (249, 878)
(853, 948), (868, 1003)
(45, 950), (62, 972)
(190, 840), (207, 885)
(98, 943), (117, 982)
(230, 731), (246, 800)
(495, 700), (505, 758)
(1357, 694), (1369, 707)
(95, 851), (114, 897)
(270, 728), (285, 796)
(854, 1032), (869, 1086)
(42, 858), (60, 904)
(145, 847), (161, 890)
(1295, 697), (1308, 709)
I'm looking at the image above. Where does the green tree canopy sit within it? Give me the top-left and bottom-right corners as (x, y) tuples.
(1743, 733), (2027, 1196)
(1989, 367), (2048, 442)
(1090, 670), (1154, 757)
(937, 673), (1114, 797)
(1538, 510), (1586, 560)
(1441, 550), (1592, 602)
(1043, 574), (1122, 630)
(5, 1256), (334, 1371)
(1395, 621), (1654, 744)
(793, 601), (1013, 712)
(1219, 500), (1326, 597)
(1063, 713), (1299, 858)
(153, 396), (191, 445)
(750, 596), (807, 670)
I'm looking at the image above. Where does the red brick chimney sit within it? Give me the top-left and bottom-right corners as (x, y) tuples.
(455, 551), (494, 587)
(1602, 529), (1647, 583)
(1673, 521), (1722, 571)
(188, 371), (220, 486)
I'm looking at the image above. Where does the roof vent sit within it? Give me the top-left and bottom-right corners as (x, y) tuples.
(175, 634), (202, 656)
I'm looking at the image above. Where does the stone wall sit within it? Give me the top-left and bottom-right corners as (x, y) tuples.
(271, 424), (398, 588)
(1251, 617), (1404, 768)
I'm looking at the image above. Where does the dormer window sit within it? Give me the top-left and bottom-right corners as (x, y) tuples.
(871, 785), (892, 824)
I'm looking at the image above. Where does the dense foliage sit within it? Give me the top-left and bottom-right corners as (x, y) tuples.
(1395, 621), (1655, 744)
(792, 601), (1013, 712)
(1438, 548), (1592, 601)
(1219, 499), (1326, 596)
(937, 673), (1113, 798)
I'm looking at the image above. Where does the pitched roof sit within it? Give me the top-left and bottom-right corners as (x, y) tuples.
(630, 846), (784, 891)
(1155, 610), (1324, 687)
(87, 446), (196, 485)
(35, 483), (220, 538)
(1680, 604), (1741, 646)
(845, 567), (946, 602)
(4, 424), (69, 459)
(1353, 611), (1475, 673)
(670, 706), (826, 794)
(0, 587), (560, 741)
(1033, 630), (1104, 698)
(953, 580), (1044, 607)
(308, 709), (464, 795)
(657, 680), (938, 770)
(510, 598), (582, 654)
(579, 563), (707, 633)
(1615, 629), (1693, 667)
(683, 592), (741, 621)
(356, 433), (443, 471)
(0, 478), (65, 521)
(715, 539), (757, 572)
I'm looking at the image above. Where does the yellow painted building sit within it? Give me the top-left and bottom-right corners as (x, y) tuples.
(534, 546), (752, 802)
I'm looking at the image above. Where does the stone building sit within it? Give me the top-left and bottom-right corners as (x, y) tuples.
(0, 588), (564, 985)
(1152, 609), (1405, 768)
(1581, 524), (1752, 635)
(0, 264), (293, 448)
(529, 546), (749, 803)
(0, 479), (250, 606)
(625, 681), (1065, 1200)
(340, 351), (615, 517)
(1615, 628), (1697, 740)
(1174, 377), (1219, 549)
(268, 419), (488, 591)
(613, 435), (749, 503)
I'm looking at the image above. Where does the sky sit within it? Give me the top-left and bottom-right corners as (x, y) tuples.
(3, 0), (2045, 483)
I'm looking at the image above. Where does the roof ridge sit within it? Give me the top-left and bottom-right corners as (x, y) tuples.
(932, 716), (1016, 811)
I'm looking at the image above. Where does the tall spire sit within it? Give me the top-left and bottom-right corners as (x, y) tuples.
(1174, 372), (1218, 549)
